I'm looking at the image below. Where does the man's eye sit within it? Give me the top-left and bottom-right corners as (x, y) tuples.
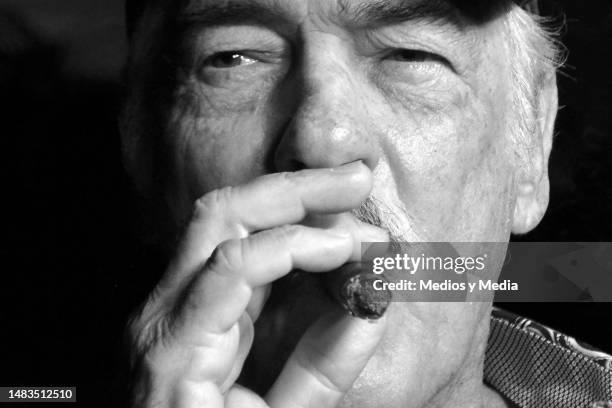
(386, 49), (450, 67)
(204, 52), (257, 68)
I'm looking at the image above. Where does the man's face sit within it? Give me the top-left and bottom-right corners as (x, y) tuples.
(162, 0), (517, 243)
(127, 0), (543, 406)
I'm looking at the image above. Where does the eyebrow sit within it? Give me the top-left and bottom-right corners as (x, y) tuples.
(177, 0), (296, 30)
(177, 0), (463, 31)
(344, 0), (464, 29)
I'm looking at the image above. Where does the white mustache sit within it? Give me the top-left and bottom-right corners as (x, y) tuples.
(351, 195), (414, 243)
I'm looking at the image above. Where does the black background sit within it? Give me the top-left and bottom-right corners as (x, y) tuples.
(1, 1), (611, 406)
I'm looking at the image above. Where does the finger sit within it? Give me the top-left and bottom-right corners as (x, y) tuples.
(171, 381), (223, 408)
(172, 225), (354, 339)
(245, 285), (271, 322)
(303, 213), (389, 260)
(243, 214), (387, 323)
(219, 313), (255, 393)
(169, 365), (271, 408)
(225, 385), (269, 408)
(266, 312), (387, 408)
(162, 326), (264, 408)
(161, 161), (372, 294)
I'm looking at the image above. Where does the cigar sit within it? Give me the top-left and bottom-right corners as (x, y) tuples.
(323, 263), (391, 320)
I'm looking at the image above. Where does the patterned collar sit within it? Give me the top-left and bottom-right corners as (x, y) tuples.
(485, 308), (612, 408)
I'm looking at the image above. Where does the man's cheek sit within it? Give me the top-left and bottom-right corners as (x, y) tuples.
(173, 74), (276, 117)
(385, 110), (483, 187)
(411, 146), (515, 241)
(424, 98), (504, 178)
(166, 95), (271, 198)
(192, 118), (270, 185)
(384, 102), (509, 241)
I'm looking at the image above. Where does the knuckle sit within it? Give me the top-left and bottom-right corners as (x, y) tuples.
(275, 224), (302, 244)
(193, 187), (235, 220)
(126, 294), (161, 344)
(124, 285), (181, 360)
(125, 305), (174, 368)
(209, 238), (246, 275)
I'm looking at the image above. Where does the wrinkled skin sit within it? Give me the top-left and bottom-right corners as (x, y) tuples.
(122, 0), (558, 407)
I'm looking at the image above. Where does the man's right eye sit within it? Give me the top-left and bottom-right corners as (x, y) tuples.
(204, 51), (258, 68)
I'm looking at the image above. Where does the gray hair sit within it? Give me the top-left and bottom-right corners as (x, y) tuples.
(502, 5), (566, 174)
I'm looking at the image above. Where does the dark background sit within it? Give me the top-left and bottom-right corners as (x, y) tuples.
(1, 1), (611, 406)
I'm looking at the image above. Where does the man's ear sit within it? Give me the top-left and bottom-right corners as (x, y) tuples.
(512, 73), (558, 234)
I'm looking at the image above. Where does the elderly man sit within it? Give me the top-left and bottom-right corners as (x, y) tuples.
(117, 0), (610, 407)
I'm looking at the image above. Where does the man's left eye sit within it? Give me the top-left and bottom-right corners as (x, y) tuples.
(204, 51), (258, 68)
(385, 49), (451, 68)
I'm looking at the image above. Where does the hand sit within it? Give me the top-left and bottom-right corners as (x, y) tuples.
(125, 161), (388, 408)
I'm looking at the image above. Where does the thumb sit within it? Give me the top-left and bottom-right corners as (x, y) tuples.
(265, 311), (387, 408)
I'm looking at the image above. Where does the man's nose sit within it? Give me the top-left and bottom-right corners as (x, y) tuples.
(274, 47), (380, 171)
